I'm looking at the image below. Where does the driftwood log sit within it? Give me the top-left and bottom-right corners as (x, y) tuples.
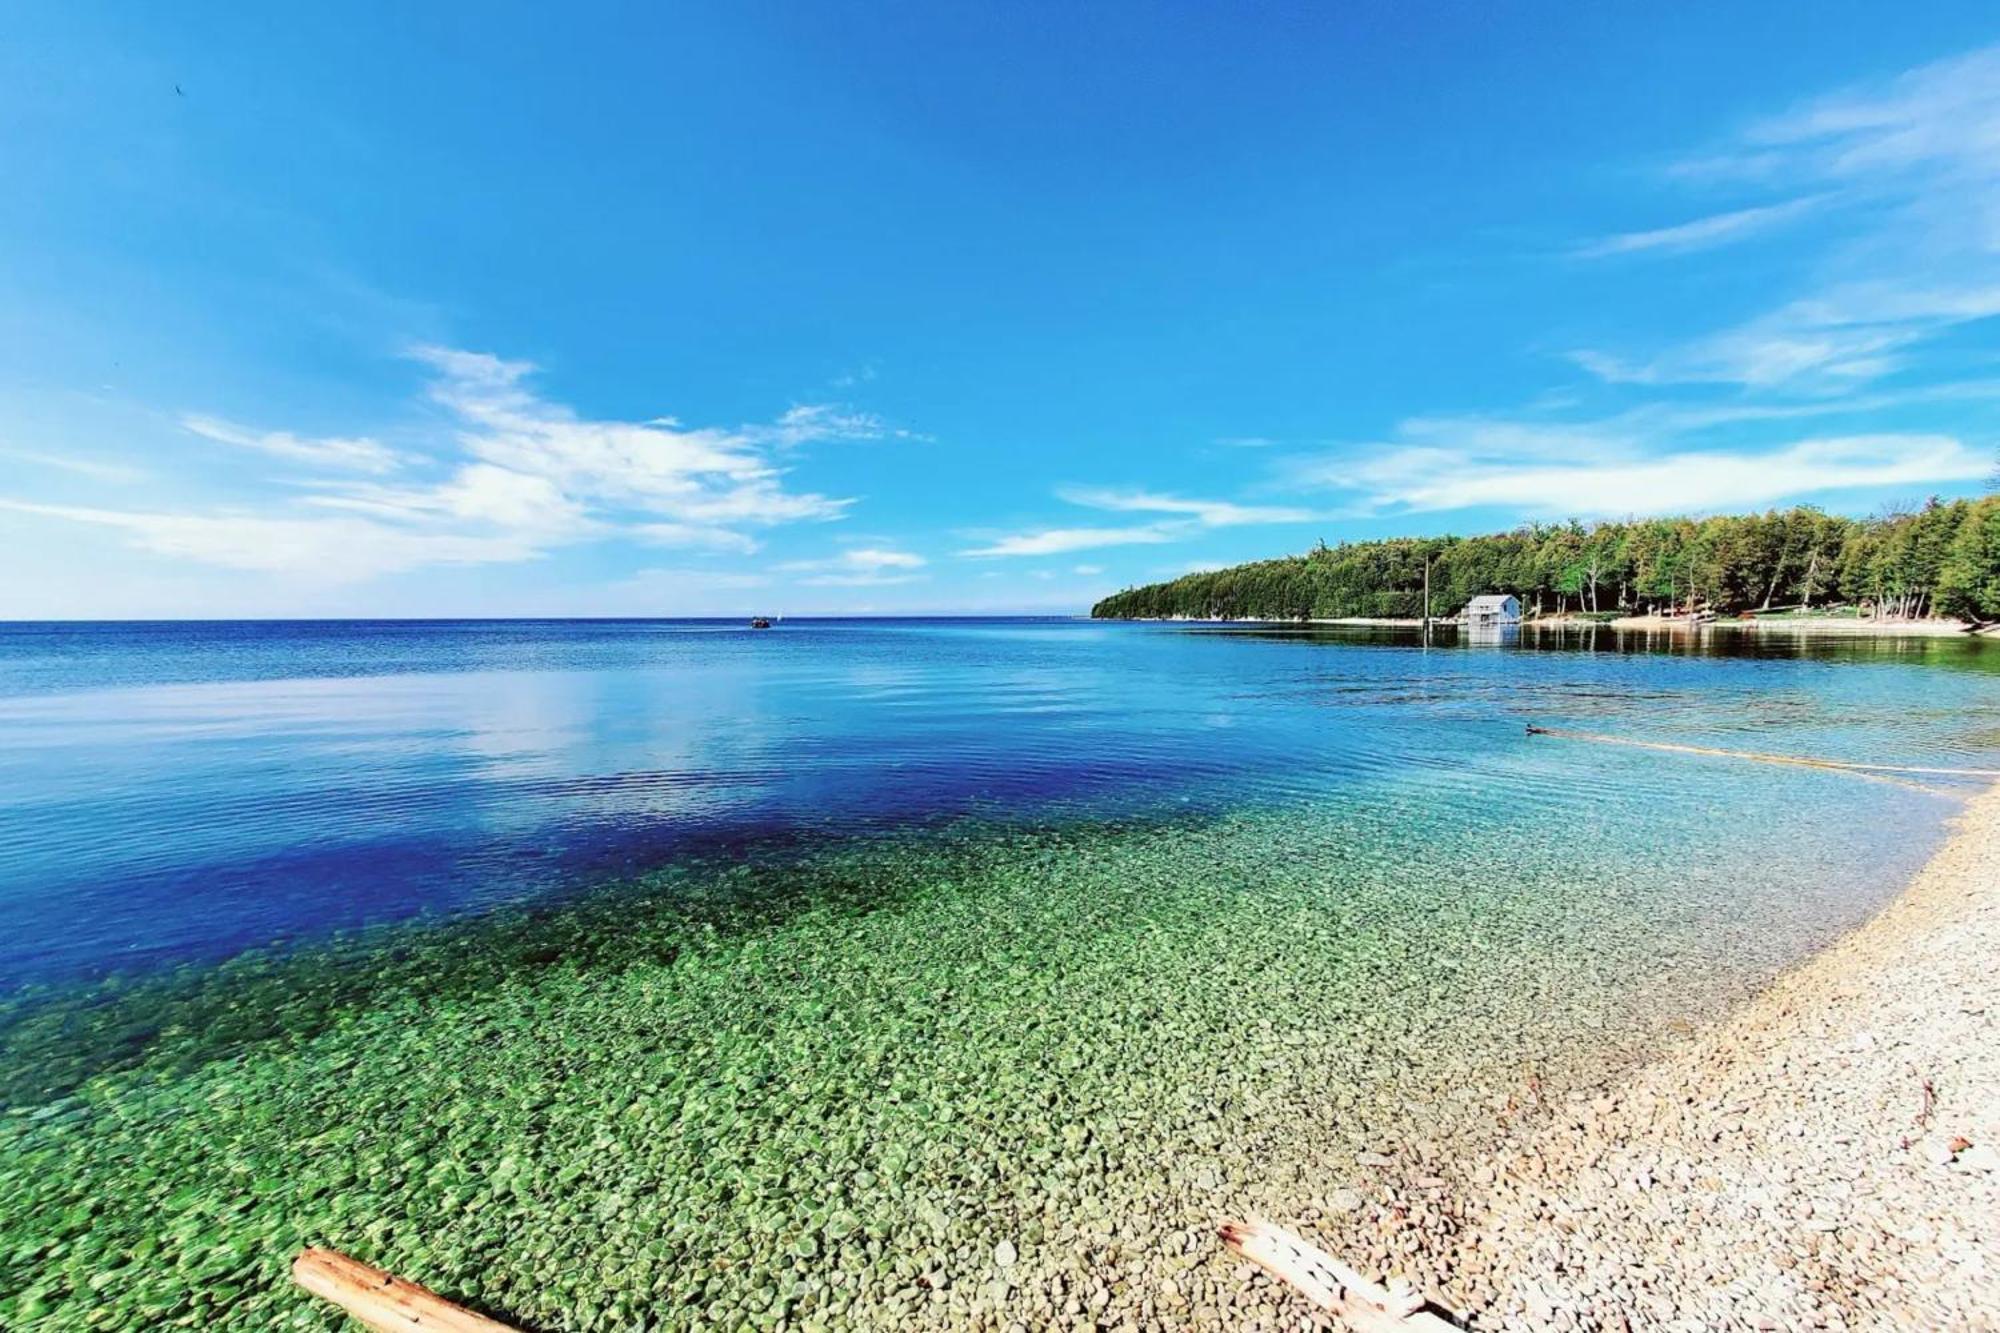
(1220, 1220), (1460, 1331)
(292, 1248), (524, 1333)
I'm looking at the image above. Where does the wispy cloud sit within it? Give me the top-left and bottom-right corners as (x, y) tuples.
(617, 567), (771, 592)
(961, 525), (1181, 558)
(182, 414), (405, 474)
(1736, 43), (2000, 181)
(1575, 43), (2000, 390)
(754, 403), (926, 447)
(778, 547), (924, 572)
(1574, 194), (1828, 259)
(307, 462), (589, 533)
(0, 448), (148, 485)
(13, 348), (887, 580)
(1057, 487), (1314, 525)
(0, 499), (541, 579)
(1572, 285), (2000, 388)
(636, 523), (761, 554)
(964, 486), (1313, 558)
(401, 345), (855, 529)
(776, 546), (927, 585)
(1283, 429), (1987, 518)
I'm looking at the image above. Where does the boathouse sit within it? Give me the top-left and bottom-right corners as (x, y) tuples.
(1462, 594), (1521, 625)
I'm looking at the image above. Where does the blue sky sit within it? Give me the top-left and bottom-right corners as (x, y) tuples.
(2, 2), (1997, 617)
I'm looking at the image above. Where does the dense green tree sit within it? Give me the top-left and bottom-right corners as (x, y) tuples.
(1092, 503), (2000, 624)
(1936, 496), (2000, 624)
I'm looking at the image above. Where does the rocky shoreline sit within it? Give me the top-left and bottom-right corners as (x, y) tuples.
(5, 765), (1985, 1331)
(1097, 614), (1993, 639)
(897, 790), (1995, 1333)
(1390, 784), (1999, 1331)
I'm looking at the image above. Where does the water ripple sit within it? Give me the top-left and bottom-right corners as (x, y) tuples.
(0, 618), (1993, 986)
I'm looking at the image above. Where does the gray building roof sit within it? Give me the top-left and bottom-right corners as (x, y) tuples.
(1464, 594), (1520, 616)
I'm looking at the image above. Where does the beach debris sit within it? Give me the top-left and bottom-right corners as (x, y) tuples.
(1218, 1219), (1460, 1330)
(291, 1248), (523, 1332)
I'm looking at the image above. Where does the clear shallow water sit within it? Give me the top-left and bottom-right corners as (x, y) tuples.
(0, 617), (1995, 987)
(3, 619), (1999, 1331)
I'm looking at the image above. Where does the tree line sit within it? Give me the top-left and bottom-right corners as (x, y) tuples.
(1090, 496), (2000, 625)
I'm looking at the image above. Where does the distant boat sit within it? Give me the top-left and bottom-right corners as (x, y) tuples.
(749, 616), (773, 630)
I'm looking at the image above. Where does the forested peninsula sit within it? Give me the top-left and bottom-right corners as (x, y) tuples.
(1090, 497), (2000, 624)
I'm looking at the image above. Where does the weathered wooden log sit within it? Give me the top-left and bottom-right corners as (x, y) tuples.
(291, 1248), (524, 1333)
(1220, 1220), (1460, 1331)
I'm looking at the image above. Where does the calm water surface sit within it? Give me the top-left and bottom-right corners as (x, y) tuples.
(1, 617), (1995, 988)
(6, 617), (2000, 1331)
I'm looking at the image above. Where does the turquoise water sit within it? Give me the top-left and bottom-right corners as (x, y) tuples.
(2, 619), (1993, 988)
(0, 619), (1995, 1330)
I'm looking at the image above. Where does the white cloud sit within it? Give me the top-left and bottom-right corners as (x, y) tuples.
(617, 567), (771, 592)
(1073, 564), (1104, 575)
(1577, 43), (2000, 390)
(308, 463), (588, 533)
(13, 348), (896, 581)
(1574, 286), (2000, 388)
(1740, 44), (2000, 182)
(0, 448), (147, 484)
(0, 500), (540, 580)
(403, 345), (853, 530)
(635, 523), (761, 554)
(1575, 195), (1828, 259)
(182, 414), (404, 474)
(778, 546), (924, 572)
(1290, 433), (1987, 517)
(1057, 487), (1314, 525)
(794, 571), (925, 587)
(1392, 414), (1637, 459)
(962, 484), (1314, 559)
(755, 404), (925, 447)
(776, 546), (928, 585)
(960, 525), (1182, 558)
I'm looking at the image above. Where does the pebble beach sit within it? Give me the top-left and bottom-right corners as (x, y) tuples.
(1220, 784), (2000, 1332)
(1455, 781), (2000, 1331)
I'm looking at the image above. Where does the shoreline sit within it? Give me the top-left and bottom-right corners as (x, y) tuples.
(8, 766), (1960, 1331)
(4, 687), (1989, 1330)
(1109, 613), (1996, 640)
(1615, 614), (1989, 638)
(1429, 782), (2000, 1328)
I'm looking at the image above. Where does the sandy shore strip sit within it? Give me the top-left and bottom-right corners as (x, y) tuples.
(1676, 616), (1984, 639)
(1425, 782), (2000, 1331)
(1120, 615), (1995, 639)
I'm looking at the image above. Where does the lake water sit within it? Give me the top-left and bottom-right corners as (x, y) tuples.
(2, 618), (1996, 1330)
(3, 618), (1994, 988)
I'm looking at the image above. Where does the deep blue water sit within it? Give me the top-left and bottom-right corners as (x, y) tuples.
(1, 617), (1995, 987)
